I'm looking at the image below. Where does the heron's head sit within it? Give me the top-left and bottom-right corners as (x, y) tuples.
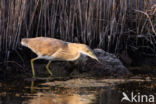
(78, 44), (101, 63)
(21, 38), (29, 47)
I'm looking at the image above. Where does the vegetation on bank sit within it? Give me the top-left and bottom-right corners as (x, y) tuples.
(0, 0), (156, 62)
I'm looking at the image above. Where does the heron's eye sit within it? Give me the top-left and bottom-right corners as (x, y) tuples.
(87, 50), (90, 53)
(87, 50), (93, 55)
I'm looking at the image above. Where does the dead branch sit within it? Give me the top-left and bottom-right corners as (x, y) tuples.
(135, 9), (156, 35)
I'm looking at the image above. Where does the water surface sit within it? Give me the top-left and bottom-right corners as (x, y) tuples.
(0, 74), (156, 104)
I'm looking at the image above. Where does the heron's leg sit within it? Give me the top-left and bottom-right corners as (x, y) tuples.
(45, 61), (53, 76)
(31, 57), (38, 77)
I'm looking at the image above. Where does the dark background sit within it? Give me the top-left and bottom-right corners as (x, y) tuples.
(0, 0), (156, 67)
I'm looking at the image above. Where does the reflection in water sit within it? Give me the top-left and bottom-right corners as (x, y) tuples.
(0, 77), (156, 104)
(25, 78), (96, 104)
(27, 93), (94, 104)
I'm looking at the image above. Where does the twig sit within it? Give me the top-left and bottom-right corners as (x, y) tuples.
(0, 61), (23, 68)
(134, 9), (156, 35)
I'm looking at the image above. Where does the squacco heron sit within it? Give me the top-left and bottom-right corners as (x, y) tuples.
(21, 37), (100, 77)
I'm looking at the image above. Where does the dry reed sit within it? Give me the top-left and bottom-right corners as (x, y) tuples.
(0, 0), (155, 61)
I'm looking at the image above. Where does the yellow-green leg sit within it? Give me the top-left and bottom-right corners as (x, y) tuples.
(45, 61), (53, 76)
(31, 81), (34, 93)
(31, 58), (38, 78)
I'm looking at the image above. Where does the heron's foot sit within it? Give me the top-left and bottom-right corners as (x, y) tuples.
(45, 66), (53, 76)
(49, 72), (54, 77)
(45, 61), (54, 77)
(49, 74), (54, 77)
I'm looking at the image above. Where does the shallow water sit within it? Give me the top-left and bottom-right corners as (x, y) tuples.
(0, 75), (156, 104)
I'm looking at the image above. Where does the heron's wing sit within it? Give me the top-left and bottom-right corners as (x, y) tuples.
(27, 37), (68, 56)
(52, 48), (75, 60)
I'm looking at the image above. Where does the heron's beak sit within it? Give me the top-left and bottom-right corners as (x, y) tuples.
(88, 51), (102, 64)
(93, 55), (102, 64)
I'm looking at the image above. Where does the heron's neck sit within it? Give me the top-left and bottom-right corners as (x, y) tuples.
(68, 43), (82, 53)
